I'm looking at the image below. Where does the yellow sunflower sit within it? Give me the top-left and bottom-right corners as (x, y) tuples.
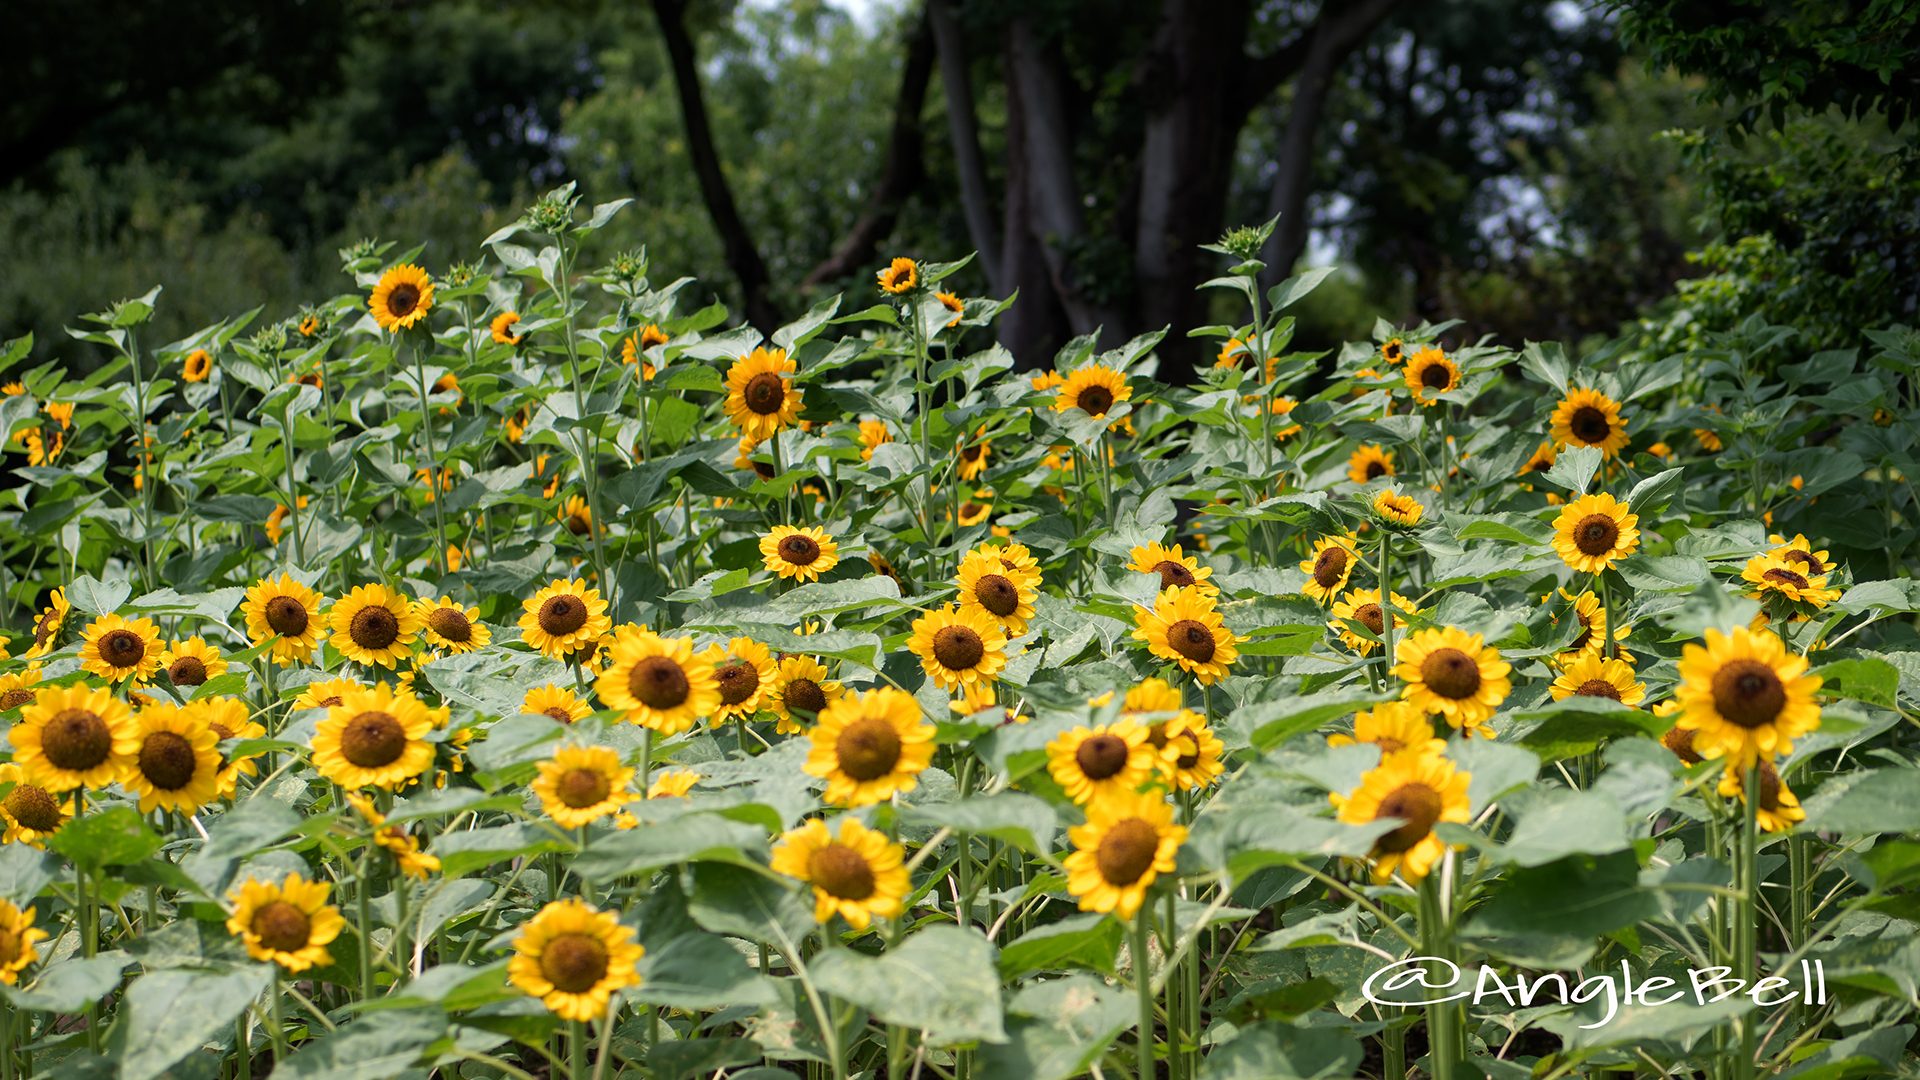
(760, 525), (840, 582)
(1332, 749), (1472, 884)
(532, 745), (636, 829)
(1549, 387), (1631, 458)
(936, 290), (965, 326)
(647, 769), (700, 799)
(414, 596), (492, 654)
(956, 549), (1038, 636)
(490, 311), (524, 345)
(1403, 346), (1460, 406)
(309, 683), (437, 790)
(1348, 444), (1396, 483)
(1131, 586), (1241, 686)
(369, 264), (435, 332)
(802, 688), (935, 806)
(226, 873), (345, 973)
(701, 636), (778, 723)
(524, 684), (594, 724)
(907, 605), (1008, 690)
(327, 584), (422, 669)
(9, 684), (137, 792)
(1053, 364), (1131, 419)
(1552, 588), (1634, 664)
(518, 578), (612, 661)
(1380, 338), (1406, 366)
(767, 655), (845, 735)
(723, 346), (802, 441)
(242, 575), (327, 666)
(877, 257), (919, 294)
(77, 613), (162, 683)
(508, 898), (644, 1022)
(1393, 627), (1512, 736)
(1551, 493), (1640, 574)
(292, 677), (364, 712)
(1328, 588), (1419, 655)
(1717, 761), (1806, 833)
(1300, 533), (1361, 604)
(1156, 715), (1225, 792)
(0, 900), (46, 986)
(157, 637), (228, 690)
(188, 697), (267, 799)
(771, 817), (911, 930)
(1549, 653), (1646, 707)
(1126, 542), (1217, 597)
(0, 763), (70, 846)
(183, 349), (213, 383)
(1672, 626), (1822, 767)
(1327, 700), (1446, 760)
(1047, 721), (1157, 806)
(23, 588), (69, 659)
(596, 629), (720, 735)
(955, 494), (993, 527)
(1767, 534), (1833, 577)
(859, 420), (893, 461)
(0, 667), (37, 713)
(958, 433), (991, 480)
(122, 702), (222, 814)
(1520, 439), (1558, 476)
(1741, 554), (1842, 609)
(556, 496), (595, 538)
(1064, 791), (1186, 921)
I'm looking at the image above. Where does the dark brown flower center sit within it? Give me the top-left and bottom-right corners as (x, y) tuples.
(1096, 818), (1161, 886)
(264, 596), (310, 637)
(714, 661), (759, 706)
(1783, 549), (1825, 575)
(252, 900), (313, 954)
(1382, 342), (1402, 362)
(1365, 459), (1388, 480)
(4, 783), (61, 832)
(541, 932), (611, 993)
(1420, 362), (1452, 390)
(543, 707), (577, 723)
(834, 716), (902, 781)
(168, 656), (209, 686)
(962, 443), (984, 462)
(1763, 567), (1810, 590)
(32, 610), (58, 647)
(809, 843), (876, 900)
(1375, 782), (1443, 853)
(340, 711), (407, 768)
(1754, 761), (1783, 811)
(556, 767), (611, 809)
(137, 731), (199, 791)
(1075, 734), (1131, 781)
(1374, 736), (1406, 754)
(974, 574), (1020, 617)
(41, 709), (112, 771)
(1076, 385), (1114, 416)
(1167, 619), (1216, 663)
(565, 510), (590, 536)
(629, 657), (690, 710)
(1153, 560), (1196, 589)
(538, 595), (588, 636)
(778, 534), (821, 566)
(1661, 725), (1702, 764)
(745, 372), (787, 415)
(1354, 603), (1385, 635)
(348, 605), (400, 651)
(1576, 679), (1622, 701)
(1710, 660), (1786, 729)
(1570, 612), (1595, 651)
(1313, 546), (1350, 588)
(0, 688), (35, 711)
(782, 678), (827, 717)
(1569, 405), (1610, 443)
(1420, 648), (1481, 700)
(932, 626), (985, 671)
(100, 630), (146, 668)
(426, 607), (473, 643)
(1574, 514), (1619, 556)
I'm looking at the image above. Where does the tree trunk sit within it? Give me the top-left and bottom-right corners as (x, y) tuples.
(996, 35), (1072, 366)
(928, 0), (1002, 293)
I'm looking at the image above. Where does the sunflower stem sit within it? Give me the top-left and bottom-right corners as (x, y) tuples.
(1736, 759), (1760, 1080)
(405, 332), (449, 576)
(269, 971), (289, 1063)
(1418, 870), (1459, 1080)
(568, 1019), (587, 1080)
(1378, 531), (1395, 679)
(356, 846), (376, 1002)
(1163, 889), (1183, 1080)
(1132, 911), (1157, 1080)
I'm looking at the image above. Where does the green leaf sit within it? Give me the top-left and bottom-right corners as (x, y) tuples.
(111, 966), (272, 1080)
(685, 863), (814, 948)
(1541, 444), (1603, 494)
(0, 951), (130, 1012)
(1508, 697), (1671, 760)
(1475, 789), (1631, 867)
(570, 815), (767, 880)
(1617, 555), (1711, 593)
(1448, 739), (1541, 816)
(65, 574), (132, 616)
(812, 925), (1006, 1045)
(631, 932), (781, 1010)
(1199, 1022), (1364, 1079)
(1811, 658), (1899, 707)
(0, 843), (59, 906)
(897, 792), (1058, 854)
(1239, 690), (1388, 752)
(998, 913), (1123, 978)
(269, 1010), (446, 1079)
(1627, 466), (1687, 518)
(432, 823), (572, 878)
(49, 805), (163, 870)
(1462, 851), (1660, 967)
(1267, 267), (1336, 311)
(975, 976), (1133, 1080)
(1803, 770), (1920, 834)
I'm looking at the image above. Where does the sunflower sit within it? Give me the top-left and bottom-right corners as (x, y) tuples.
(0, 900), (45, 986)
(508, 898), (644, 1022)
(1332, 749), (1472, 884)
(956, 494), (993, 527)
(1047, 721), (1156, 806)
(118, 702), (222, 814)
(1520, 440), (1558, 476)
(1373, 487), (1425, 527)
(771, 817), (911, 930)
(952, 680), (1029, 726)
(369, 264), (434, 332)
(1549, 653), (1646, 707)
(326, 584), (421, 669)
(956, 549), (1038, 636)
(1551, 493), (1640, 573)
(532, 745), (636, 829)
(345, 792), (440, 880)
(1300, 533), (1361, 604)
(1156, 714), (1225, 792)
(877, 257), (919, 294)
(907, 605), (1008, 690)
(1673, 627), (1822, 767)
(1348, 444), (1395, 483)
(1266, 397), (1302, 441)
(183, 349), (213, 383)
(802, 687), (935, 806)
(1393, 627), (1512, 736)
(76, 613), (162, 683)
(1716, 761), (1806, 833)
(242, 575), (327, 666)
(556, 496), (595, 537)
(1380, 338), (1406, 366)
(22, 427), (63, 467)
(957, 432), (991, 480)
(1131, 586), (1241, 686)
(1327, 700), (1446, 760)
(1768, 534), (1832, 576)
(1125, 542), (1217, 597)
(858, 420), (893, 461)
(596, 629), (720, 735)
(1549, 387), (1630, 459)
(1403, 347), (1459, 406)
(1741, 554), (1842, 609)
(189, 697), (267, 799)
(1031, 370), (1066, 392)
(518, 578), (612, 661)
(1064, 791), (1185, 921)
(0, 763), (70, 846)
(264, 496), (310, 545)
(723, 346), (802, 441)
(490, 311), (524, 346)
(701, 636), (777, 723)
(1328, 588), (1419, 655)
(1053, 364), (1131, 420)
(936, 290), (964, 326)
(1553, 588), (1634, 664)
(760, 525), (840, 582)
(648, 769), (700, 799)
(159, 637), (229, 690)
(310, 683), (437, 790)
(23, 588), (69, 659)
(524, 684), (594, 724)
(9, 684), (137, 792)
(226, 873), (345, 973)
(292, 677), (363, 712)
(414, 596), (491, 654)
(767, 655), (845, 734)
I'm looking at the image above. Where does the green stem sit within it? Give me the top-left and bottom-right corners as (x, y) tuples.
(356, 847), (376, 1001)
(1378, 530), (1395, 676)
(569, 1019), (587, 1080)
(1419, 873), (1458, 1080)
(406, 333), (449, 574)
(270, 972), (289, 1063)
(1133, 913), (1157, 1080)
(1736, 760), (1760, 1080)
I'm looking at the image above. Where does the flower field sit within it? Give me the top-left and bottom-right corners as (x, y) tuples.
(0, 192), (1917, 1079)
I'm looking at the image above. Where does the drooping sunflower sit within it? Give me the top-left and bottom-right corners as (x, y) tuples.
(801, 688), (935, 807)
(1327, 700), (1446, 760)
(0, 667), (38, 713)
(1549, 387), (1630, 459)
(23, 588), (69, 659)
(907, 605), (1008, 690)
(369, 264), (435, 332)
(957, 433), (991, 480)
(1299, 533), (1361, 604)
(10, 684), (137, 792)
(0, 763), (70, 846)
(723, 346), (803, 441)
(956, 549), (1038, 636)
(936, 290), (965, 326)
(344, 792), (442, 880)
(1348, 444), (1395, 483)
(1549, 653), (1646, 707)
(327, 584), (422, 669)
(1047, 721), (1156, 806)
(77, 613), (162, 683)
(701, 636), (778, 724)
(1767, 534), (1833, 577)
(183, 349), (213, 383)
(508, 898), (644, 1022)
(596, 629), (720, 735)
(1741, 554), (1842, 609)
(1053, 364), (1131, 419)
(1125, 542), (1217, 597)
(955, 494), (993, 528)
(1372, 487), (1425, 527)
(1332, 749), (1472, 884)
(1403, 346), (1460, 406)
(309, 683), (437, 790)
(766, 655), (845, 735)
(1328, 587), (1419, 655)
(556, 496), (595, 537)
(490, 311), (524, 346)
(1673, 626), (1822, 767)
(1131, 586), (1241, 686)
(647, 769), (700, 799)
(532, 745), (636, 828)
(226, 873), (345, 973)
(1394, 627), (1512, 736)
(121, 702), (223, 814)
(241, 575), (327, 666)
(858, 420), (893, 462)
(1551, 493), (1640, 574)
(877, 256), (919, 294)
(1716, 760), (1806, 833)
(415, 596), (492, 655)
(524, 684), (594, 724)
(760, 525), (840, 582)
(771, 817), (911, 930)
(189, 697), (267, 799)
(518, 578), (612, 661)
(158, 637), (228, 690)
(0, 900), (46, 986)
(1064, 790), (1186, 921)
(952, 680), (1029, 727)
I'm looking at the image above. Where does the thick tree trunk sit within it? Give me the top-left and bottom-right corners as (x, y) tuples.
(996, 39), (1071, 366)
(928, 0), (1002, 293)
